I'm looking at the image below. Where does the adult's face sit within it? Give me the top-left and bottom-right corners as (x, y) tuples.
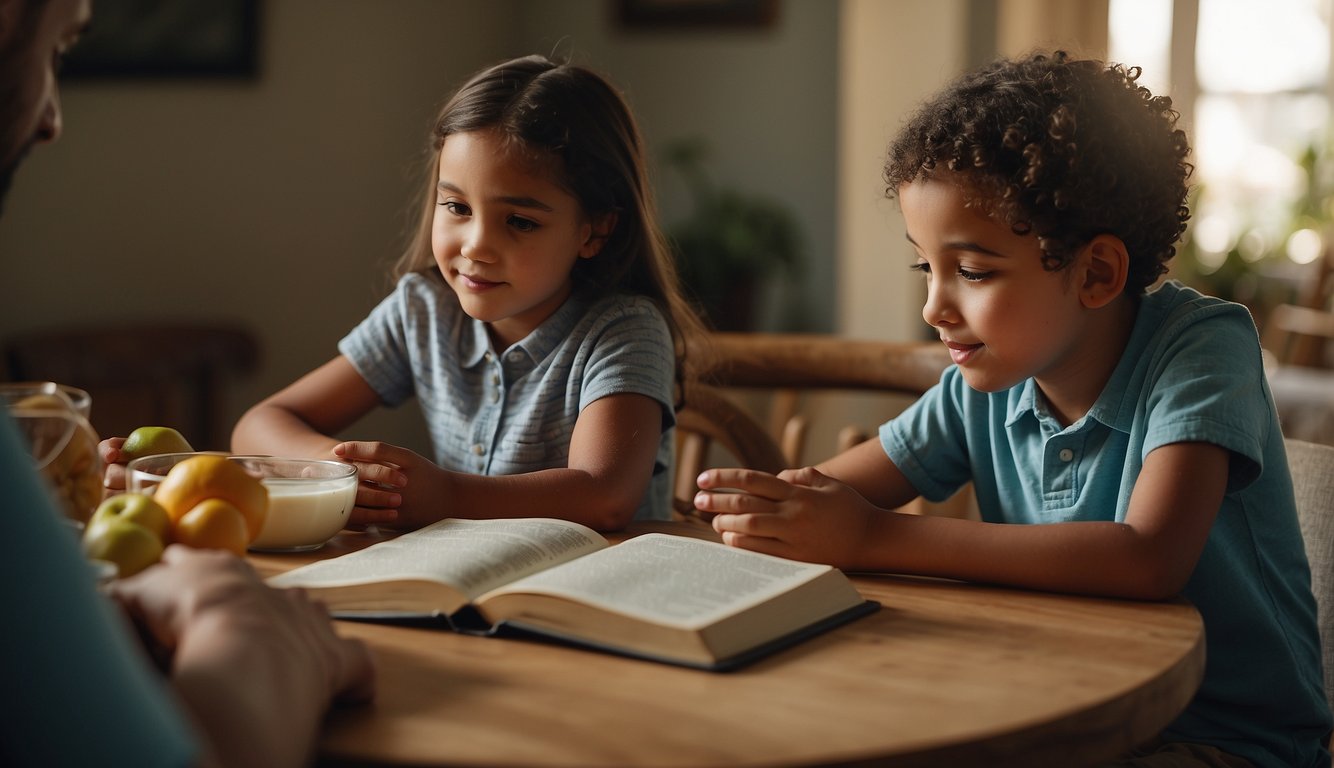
(0, 0), (90, 212)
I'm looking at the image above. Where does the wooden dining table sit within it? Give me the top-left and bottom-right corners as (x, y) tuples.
(250, 521), (1205, 768)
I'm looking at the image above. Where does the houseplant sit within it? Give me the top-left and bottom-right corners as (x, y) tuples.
(663, 137), (803, 331)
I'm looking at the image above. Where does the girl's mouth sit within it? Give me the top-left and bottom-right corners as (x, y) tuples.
(459, 273), (503, 291)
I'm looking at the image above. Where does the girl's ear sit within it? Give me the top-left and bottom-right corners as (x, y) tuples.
(1078, 234), (1129, 309)
(578, 212), (619, 259)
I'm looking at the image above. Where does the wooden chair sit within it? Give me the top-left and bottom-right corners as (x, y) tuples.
(4, 324), (259, 451)
(673, 333), (956, 518)
(1263, 303), (1334, 370)
(1288, 437), (1334, 729)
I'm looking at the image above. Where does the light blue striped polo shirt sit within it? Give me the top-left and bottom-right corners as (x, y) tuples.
(881, 281), (1331, 767)
(339, 270), (676, 521)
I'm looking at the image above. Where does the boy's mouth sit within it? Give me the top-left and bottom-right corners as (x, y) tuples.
(942, 339), (983, 365)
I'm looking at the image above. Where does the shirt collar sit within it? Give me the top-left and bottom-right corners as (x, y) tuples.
(1003, 282), (1186, 435)
(458, 293), (591, 369)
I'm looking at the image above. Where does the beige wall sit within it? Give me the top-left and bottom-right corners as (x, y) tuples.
(2, 0), (515, 452)
(1, 0), (972, 457)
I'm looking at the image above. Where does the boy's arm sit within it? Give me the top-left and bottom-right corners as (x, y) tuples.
(700, 441), (1228, 600)
(335, 392), (664, 532)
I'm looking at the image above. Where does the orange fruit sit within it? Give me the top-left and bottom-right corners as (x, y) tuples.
(154, 455), (268, 542)
(173, 498), (248, 556)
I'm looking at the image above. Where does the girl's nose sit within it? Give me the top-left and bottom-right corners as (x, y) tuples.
(461, 224), (496, 263)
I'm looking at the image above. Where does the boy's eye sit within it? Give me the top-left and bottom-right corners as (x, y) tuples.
(958, 268), (992, 282)
(909, 262), (930, 276)
(508, 215), (539, 232)
(440, 201), (470, 216)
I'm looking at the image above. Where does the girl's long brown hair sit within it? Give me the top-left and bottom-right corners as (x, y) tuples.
(395, 54), (705, 400)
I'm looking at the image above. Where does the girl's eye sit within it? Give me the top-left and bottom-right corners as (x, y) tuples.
(440, 201), (470, 216)
(909, 262), (931, 276)
(508, 215), (539, 232)
(958, 268), (992, 282)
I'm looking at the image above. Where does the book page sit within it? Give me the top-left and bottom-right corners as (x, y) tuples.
(482, 533), (836, 628)
(268, 518), (607, 600)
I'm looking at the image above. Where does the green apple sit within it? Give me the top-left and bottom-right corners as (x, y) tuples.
(121, 426), (193, 460)
(82, 519), (164, 578)
(88, 493), (171, 542)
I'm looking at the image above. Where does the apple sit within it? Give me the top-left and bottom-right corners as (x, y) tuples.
(87, 493), (171, 542)
(121, 426), (194, 461)
(82, 519), (164, 578)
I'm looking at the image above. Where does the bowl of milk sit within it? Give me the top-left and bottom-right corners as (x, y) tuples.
(229, 456), (358, 552)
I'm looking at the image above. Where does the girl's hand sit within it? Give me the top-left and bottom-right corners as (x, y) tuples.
(99, 436), (127, 494)
(333, 441), (447, 529)
(694, 466), (881, 568)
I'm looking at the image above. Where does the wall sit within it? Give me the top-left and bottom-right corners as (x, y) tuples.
(1, 0), (838, 452)
(1, 0), (955, 459)
(510, 0), (840, 332)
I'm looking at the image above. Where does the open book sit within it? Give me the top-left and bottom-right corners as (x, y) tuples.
(268, 518), (877, 670)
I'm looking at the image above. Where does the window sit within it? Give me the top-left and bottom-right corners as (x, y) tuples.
(1109, 0), (1333, 307)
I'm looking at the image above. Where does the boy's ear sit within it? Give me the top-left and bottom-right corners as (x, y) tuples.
(578, 212), (618, 259)
(1077, 234), (1129, 309)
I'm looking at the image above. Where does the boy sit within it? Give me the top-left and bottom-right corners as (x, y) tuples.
(695, 51), (1331, 767)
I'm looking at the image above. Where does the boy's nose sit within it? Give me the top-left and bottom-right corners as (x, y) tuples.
(921, 283), (954, 329)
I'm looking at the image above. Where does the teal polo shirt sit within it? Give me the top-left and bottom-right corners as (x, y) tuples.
(881, 281), (1331, 767)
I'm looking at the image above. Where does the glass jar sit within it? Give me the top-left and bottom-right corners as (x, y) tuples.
(2, 382), (103, 524)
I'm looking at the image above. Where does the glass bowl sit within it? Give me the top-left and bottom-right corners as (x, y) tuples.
(3, 382), (101, 523)
(127, 452), (358, 552)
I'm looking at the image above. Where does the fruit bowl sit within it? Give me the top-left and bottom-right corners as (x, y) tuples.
(128, 453), (358, 552)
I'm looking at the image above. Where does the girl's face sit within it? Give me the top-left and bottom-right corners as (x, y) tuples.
(432, 129), (604, 348)
(900, 175), (1093, 396)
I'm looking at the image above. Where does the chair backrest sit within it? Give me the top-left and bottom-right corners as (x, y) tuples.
(672, 333), (953, 518)
(1289, 437), (1334, 716)
(1263, 303), (1334, 369)
(4, 324), (259, 451)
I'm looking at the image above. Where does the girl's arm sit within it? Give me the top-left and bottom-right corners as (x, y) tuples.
(232, 357), (408, 517)
(231, 356), (381, 459)
(335, 392), (664, 531)
(697, 440), (1228, 600)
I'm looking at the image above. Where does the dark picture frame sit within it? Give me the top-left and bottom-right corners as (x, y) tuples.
(62, 0), (260, 79)
(617, 0), (779, 30)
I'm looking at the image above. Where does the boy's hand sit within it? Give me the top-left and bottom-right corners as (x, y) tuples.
(694, 466), (880, 568)
(333, 441), (446, 529)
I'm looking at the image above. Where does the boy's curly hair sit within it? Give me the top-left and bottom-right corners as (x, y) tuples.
(883, 51), (1192, 295)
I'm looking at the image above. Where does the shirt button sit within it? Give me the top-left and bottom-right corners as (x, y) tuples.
(472, 444), (484, 456)
(508, 350), (522, 362)
(490, 392), (500, 404)
(1058, 448), (1074, 462)
(491, 373), (500, 385)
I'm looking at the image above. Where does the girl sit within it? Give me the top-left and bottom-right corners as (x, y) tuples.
(231, 55), (704, 531)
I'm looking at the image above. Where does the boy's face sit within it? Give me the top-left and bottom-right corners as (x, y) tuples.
(0, 0), (90, 213)
(900, 175), (1091, 394)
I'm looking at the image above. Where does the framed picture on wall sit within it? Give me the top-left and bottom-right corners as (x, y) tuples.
(616, 0), (779, 29)
(62, 0), (259, 79)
